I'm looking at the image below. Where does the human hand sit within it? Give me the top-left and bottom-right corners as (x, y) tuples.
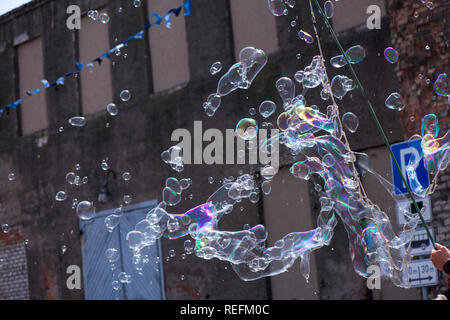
(431, 243), (450, 272)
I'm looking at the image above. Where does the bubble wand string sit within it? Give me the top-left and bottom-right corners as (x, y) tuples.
(310, 0), (436, 247)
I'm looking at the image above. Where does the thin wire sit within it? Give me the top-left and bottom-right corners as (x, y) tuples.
(311, 0), (435, 247)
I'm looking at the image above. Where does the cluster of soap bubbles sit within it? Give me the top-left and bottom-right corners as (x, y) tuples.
(123, 44), (425, 287)
(202, 47), (268, 117)
(87, 10), (110, 24)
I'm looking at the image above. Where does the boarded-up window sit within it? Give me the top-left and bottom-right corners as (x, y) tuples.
(262, 167), (319, 300)
(332, 0), (386, 32)
(18, 37), (48, 135)
(79, 8), (113, 115)
(230, 0), (278, 58)
(147, 0), (190, 93)
(80, 200), (165, 300)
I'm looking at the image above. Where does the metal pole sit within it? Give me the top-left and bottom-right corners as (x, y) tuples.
(421, 287), (428, 300)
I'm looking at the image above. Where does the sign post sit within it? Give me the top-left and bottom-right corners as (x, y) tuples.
(390, 140), (436, 299)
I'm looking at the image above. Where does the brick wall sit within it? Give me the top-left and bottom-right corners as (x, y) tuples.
(388, 0), (450, 296)
(0, 229), (30, 300)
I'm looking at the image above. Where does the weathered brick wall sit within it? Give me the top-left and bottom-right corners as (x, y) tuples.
(0, 229), (30, 300)
(388, 0), (449, 296)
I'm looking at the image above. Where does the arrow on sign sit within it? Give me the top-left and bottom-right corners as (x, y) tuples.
(410, 276), (433, 282)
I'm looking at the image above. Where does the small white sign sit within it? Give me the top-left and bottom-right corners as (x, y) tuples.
(407, 260), (438, 288)
(396, 197), (432, 226)
(409, 227), (435, 257)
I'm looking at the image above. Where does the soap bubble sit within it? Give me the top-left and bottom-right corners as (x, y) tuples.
(298, 30), (313, 44)
(330, 55), (347, 68)
(8, 173), (15, 181)
(76, 201), (96, 220)
(259, 101), (276, 118)
(55, 191), (67, 201)
(261, 181), (272, 195)
(105, 214), (121, 232)
(120, 90), (131, 101)
(385, 92), (406, 111)
(68, 117), (86, 127)
(107, 103), (118, 116)
(236, 118), (258, 140)
(433, 73), (448, 97)
(66, 172), (76, 184)
(267, 0), (287, 16)
(342, 112), (359, 133)
(210, 62), (222, 75)
(324, 1), (334, 19)
(105, 248), (119, 263)
(87, 10), (99, 20)
(384, 47), (399, 64)
(122, 172), (132, 181)
(345, 45), (366, 64)
(2, 224), (10, 233)
(133, 0), (142, 7)
(99, 13), (110, 24)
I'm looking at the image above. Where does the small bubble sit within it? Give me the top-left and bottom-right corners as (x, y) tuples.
(55, 191), (67, 202)
(99, 13), (110, 24)
(123, 195), (132, 204)
(8, 173), (15, 181)
(122, 172), (132, 181)
(2, 224), (10, 233)
(120, 90), (131, 102)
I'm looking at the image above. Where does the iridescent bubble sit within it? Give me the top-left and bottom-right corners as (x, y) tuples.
(261, 165), (276, 180)
(180, 178), (192, 190)
(61, 245), (67, 254)
(249, 108), (256, 116)
(101, 160), (109, 171)
(184, 239), (194, 254)
(210, 62), (222, 75)
(122, 172), (132, 181)
(385, 92), (406, 111)
(112, 281), (120, 290)
(324, 1), (334, 19)
(120, 90), (131, 102)
(68, 117), (86, 127)
(8, 173), (15, 181)
(330, 55), (347, 68)
(384, 47), (399, 64)
(133, 0), (142, 7)
(107, 103), (118, 116)
(345, 45), (366, 64)
(87, 10), (99, 20)
(2, 224), (10, 233)
(342, 112), (359, 133)
(267, 0), (287, 16)
(236, 118), (258, 140)
(76, 201), (96, 220)
(298, 30), (313, 44)
(105, 248), (119, 262)
(169, 249), (176, 258)
(261, 181), (272, 195)
(55, 191), (67, 202)
(433, 73), (448, 97)
(105, 214), (121, 232)
(123, 195), (132, 204)
(421, 114), (439, 138)
(66, 172), (76, 184)
(259, 101), (276, 118)
(99, 13), (110, 24)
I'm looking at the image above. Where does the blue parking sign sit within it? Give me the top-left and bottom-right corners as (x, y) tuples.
(391, 139), (430, 195)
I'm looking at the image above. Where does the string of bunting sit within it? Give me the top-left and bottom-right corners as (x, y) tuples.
(0, 0), (192, 116)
